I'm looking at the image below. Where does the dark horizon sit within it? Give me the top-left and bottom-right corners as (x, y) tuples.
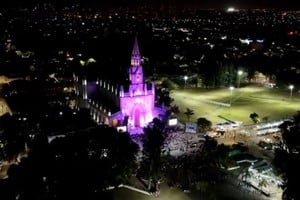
(0, 0), (299, 9)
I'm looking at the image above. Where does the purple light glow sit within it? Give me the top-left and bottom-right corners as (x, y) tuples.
(76, 37), (165, 134)
(120, 37), (157, 131)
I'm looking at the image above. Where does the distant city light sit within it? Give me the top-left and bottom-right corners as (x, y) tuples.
(227, 7), (236, 12)
(239, 38), (253, 45)
(289, 85), (294, 99)
(256, 39), (264, 43)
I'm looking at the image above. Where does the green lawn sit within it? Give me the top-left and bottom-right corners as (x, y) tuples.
(171, 86), (300, 125)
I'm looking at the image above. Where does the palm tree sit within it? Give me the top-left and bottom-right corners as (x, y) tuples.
(184, 108), (194, 122)
(141, 118), (166, 192)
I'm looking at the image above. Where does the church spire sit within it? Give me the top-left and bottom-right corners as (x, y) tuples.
(129, 35), (143, 84)
(131, 35), (141, 67)
(132, 35), (140, 57)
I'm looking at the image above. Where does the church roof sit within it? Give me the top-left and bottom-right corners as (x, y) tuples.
(131, 35), (141, 58)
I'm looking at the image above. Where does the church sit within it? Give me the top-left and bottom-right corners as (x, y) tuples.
(74, 36), (166, 134)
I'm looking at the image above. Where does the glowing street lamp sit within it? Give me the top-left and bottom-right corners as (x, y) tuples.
(237, 70), (243, 88)
(229, 86), (235, 105)
(184, 76), (188, 89)
(289, 85), (294, 99)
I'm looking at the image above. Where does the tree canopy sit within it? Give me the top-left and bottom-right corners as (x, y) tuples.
(1, 125), (139, 200)
(275, 111), (300, 200)
(141, 118), (166, 192)
(197, 117), (212, 133)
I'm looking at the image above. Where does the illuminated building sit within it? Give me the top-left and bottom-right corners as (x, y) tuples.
(74, 36), (165, 134)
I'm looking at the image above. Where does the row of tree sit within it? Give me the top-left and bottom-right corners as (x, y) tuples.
(275, 111), (300, 200)
(0, 111), (170, 199)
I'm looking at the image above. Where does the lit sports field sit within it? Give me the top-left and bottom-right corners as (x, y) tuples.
(171, 86), (300, 125)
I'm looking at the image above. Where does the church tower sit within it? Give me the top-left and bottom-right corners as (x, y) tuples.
(75, 35), (166, 134)
(129, 36), (143, 84)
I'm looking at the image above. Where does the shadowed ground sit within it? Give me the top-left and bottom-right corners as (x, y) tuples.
(114, 181), (266, 200)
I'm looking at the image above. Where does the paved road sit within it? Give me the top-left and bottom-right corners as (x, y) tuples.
(216, 127), (275, 161)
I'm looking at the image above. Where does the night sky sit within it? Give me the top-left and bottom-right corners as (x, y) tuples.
(0, 0), (299, 9)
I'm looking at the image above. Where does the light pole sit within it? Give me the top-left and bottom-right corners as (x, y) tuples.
(289, 85), (294, 99)
(184, 76), (188, 89)
(229, 86), (235, 105)
(237, 70), (243, 88)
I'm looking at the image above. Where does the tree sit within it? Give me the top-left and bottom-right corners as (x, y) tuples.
(195, 181), (209, 199)
(161, 79), (178, 90)
(249, 112), (260, 123)
(165, 105), (180, 120)
(156, 88), (173, 107)
(262, 116), (269, 122)
(170, 105), (180, 115)
(141, 118), (166, 192)
(275, 111), (300, 200)
(197, 117), (212, 133)
(2, 125), (138, 200)
(184, 108), (194, 122)
(215, 144), (230, 167)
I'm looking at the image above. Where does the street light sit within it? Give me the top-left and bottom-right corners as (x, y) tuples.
(229, 86), (235, 105)
(237, 70), (243, 88)
(289, 85), (294, 99)
(184, 76), (188, 89)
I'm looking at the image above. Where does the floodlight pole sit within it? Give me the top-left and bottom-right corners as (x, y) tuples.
(289, 85), (294, 100)
(237, 70), (243, 88)
(184, 76), (188, 89)
(229, 86), (234, 106)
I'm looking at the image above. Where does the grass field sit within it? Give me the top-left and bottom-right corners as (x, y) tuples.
(171, 86), (300, 125)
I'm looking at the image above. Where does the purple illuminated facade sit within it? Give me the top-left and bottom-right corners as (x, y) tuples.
(74, 37), (165, 134)
(119, 37), (157, 128)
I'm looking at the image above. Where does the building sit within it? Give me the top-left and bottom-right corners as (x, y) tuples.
(74, 36), (166, 134)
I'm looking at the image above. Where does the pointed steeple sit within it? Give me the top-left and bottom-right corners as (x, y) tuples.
(132, 35), (140, 57)
(131, 35), (141, 67)
(129, 35), (144, 84)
